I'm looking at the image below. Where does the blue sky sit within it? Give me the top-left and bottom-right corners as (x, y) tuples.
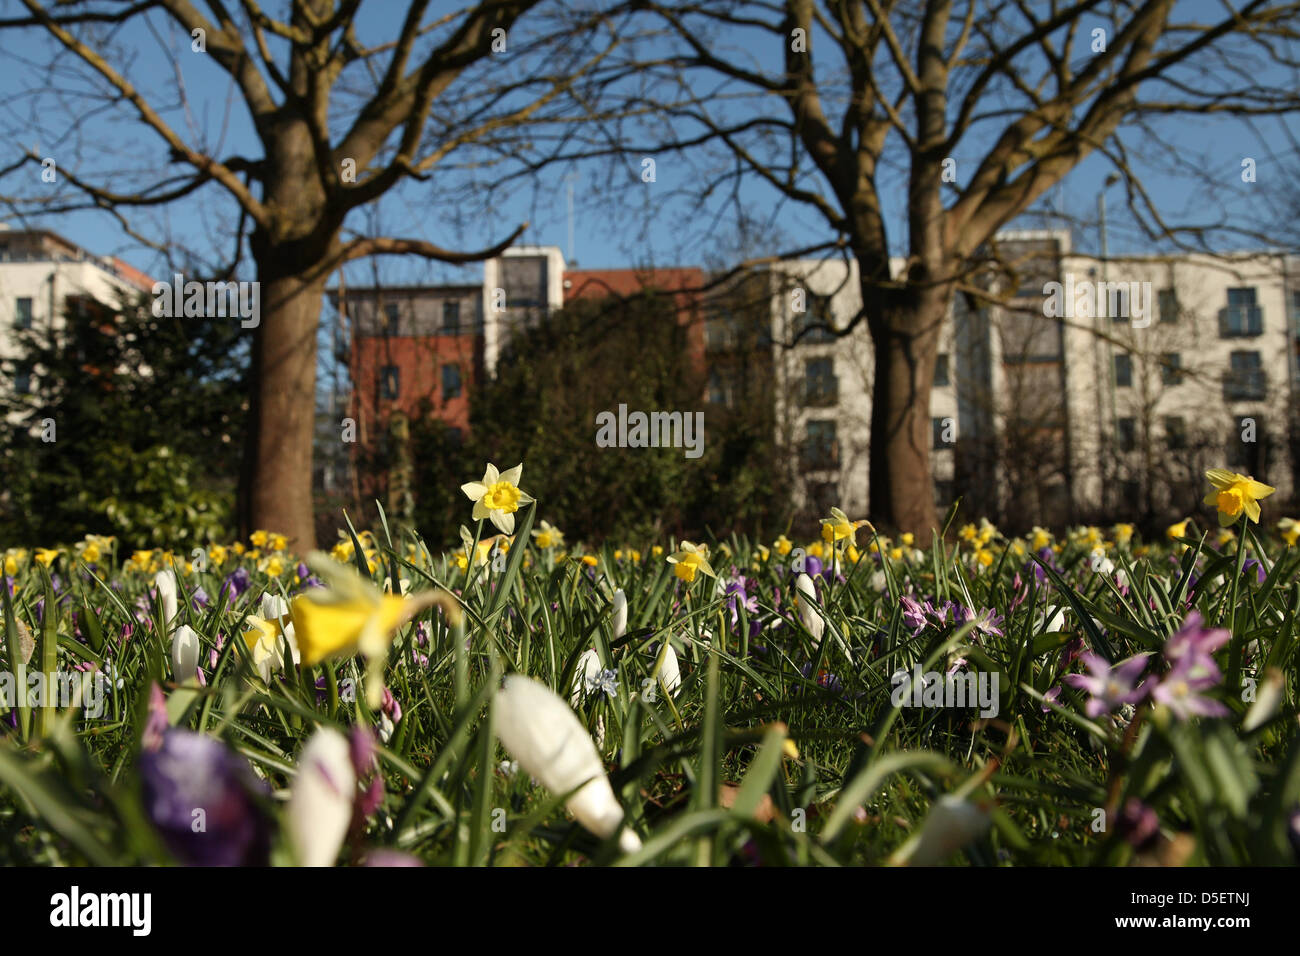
(1, 0), (1297, 288)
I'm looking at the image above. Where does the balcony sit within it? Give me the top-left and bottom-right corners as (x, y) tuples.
(1218, 305), (1263, 338)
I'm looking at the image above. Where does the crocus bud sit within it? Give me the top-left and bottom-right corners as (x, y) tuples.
(1244, 668), (1284, 732)
(171, 624), (200, 682)
(495, 674), (640, 854)
(794, 573), (824, 647)
(656, 641), (681, 696)
(286, 726), (356, 867)
(894, 794), (991, 866)
(154, 569), (179, 631)
(571, 647), (603, 706)
(611, 589), (627, 640)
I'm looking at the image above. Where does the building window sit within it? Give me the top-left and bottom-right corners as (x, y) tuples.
(1165, 415), (1186, 450)
(793, 289), (836, 343)
(1114, 353), (1132, 387)
(13, 368), (31, 395)
(707, 368), (730, 406)
(380, 303), (399, 334)
(1160, 352), (1182, 386)
(802, 419), (838, 470)
(803, 357), (837, 406)
(1219, 287), (1262, 337)
(934, 353), (950, 387)
(441, 363), (462, 401)
(1107, 285), (1132, 322)
(1224, 351), (1265, 400)
(1116, 417), (1137, 452)
(1158, 288), (1178, 324)
(14, 297), (33, 329)
(441, 300), (461, 335)
(379, 365), (399, 400)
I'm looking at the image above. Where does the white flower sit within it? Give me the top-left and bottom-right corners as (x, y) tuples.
(611, 589), (627, 640)
(1088, 547), (1114, 575)
(1037, 606), (1067, 633)
(1243, 669), (1284, 732)
(495, 674), (640, 854)
(571, 648), (604, 706)
(460, 463), (534, 535)
(869, 570), (888, 592)
(153, 569), (179, 631)
(794, 573), (824, 646)
(171, 624), (200, 682)
(894, 794), (991, 866)
(259, 593), (301, 666)
(654, 641), (681, 696)
(286, 726), (356, 867)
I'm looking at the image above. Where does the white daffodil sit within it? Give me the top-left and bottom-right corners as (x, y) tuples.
(260, 593), (302, 667)
(171, 624), (200, 683)
(240, 615), (285, 684)
(286, 726), (356, 867)
(794, 573), (824, 647)
(892, 794), (991, 866)
(460, 462), (533, 535)
(495, 674), (640, 854)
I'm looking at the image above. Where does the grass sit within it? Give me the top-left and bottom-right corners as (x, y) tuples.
(0, 503), (1297, 866)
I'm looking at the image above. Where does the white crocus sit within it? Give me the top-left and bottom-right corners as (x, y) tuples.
(171, 624), (200, 682)
(495, 674), (641, 854)
(654, 641), (681, 697)
(611, 589), (627, 640)
(286, 726), (356, 867)
(893, 794), (991, 866)
(794, 573), (824, 647)
(153, 569), (179, 632)
(1088, 547), (1114, 575)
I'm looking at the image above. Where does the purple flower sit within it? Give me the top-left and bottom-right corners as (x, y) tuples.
(363, 849), (424, 867)
(139, 725), (271, 866)
(1164, 612), (1230, 680)
(1041, 686), (1062, 713)
(189, 586), (210, 610)
(1150, 655), (1229, 720)
(222, 567), (251, 602)
(725, 576), (758, 625)
(804, 556), (823, 578)
(1242, 559), (1266, 585)
(1117, 798), (1160, 849)
(297, 562), (311, 580)
(1063, 652), (1151, 718)
(899, 595), (928, 634)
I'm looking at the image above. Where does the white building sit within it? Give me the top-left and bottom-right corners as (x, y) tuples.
(0, 227), (155, 416)
(759, 232), (1300, 528)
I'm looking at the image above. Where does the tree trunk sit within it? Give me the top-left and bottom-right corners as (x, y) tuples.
(866, 290), (946, 536)
(244, 265), (326, 550)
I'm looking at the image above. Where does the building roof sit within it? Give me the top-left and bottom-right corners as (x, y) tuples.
(0, 227), (157, 293)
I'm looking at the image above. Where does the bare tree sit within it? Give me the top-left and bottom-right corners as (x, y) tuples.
(0, 0), (626, 547)
(619, 0), (1300, 534)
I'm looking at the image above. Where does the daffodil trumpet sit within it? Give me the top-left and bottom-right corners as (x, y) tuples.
(290, 552), (463, 709)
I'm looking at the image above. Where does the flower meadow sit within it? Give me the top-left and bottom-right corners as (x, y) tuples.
(1, 466), (1298, 867)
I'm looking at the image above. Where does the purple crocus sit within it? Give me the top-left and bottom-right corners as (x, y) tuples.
(139, 692), (271, 866)
(899, 595), (928, 634)
(1150, 655), (1230, 720)
(1164, 612), (1230, 680)
(1242, 559), (1266, 585)
(222, 567), (251, 602)
(1063, 652), (1151, 718)
(725, 576), (759, 626)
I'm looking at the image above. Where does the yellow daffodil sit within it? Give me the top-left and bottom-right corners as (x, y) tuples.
(974, 548), (994, 568)
(209, 543), (229, 566)
(756, 544), (771, 562)
(1030, 527), (1052, 551)
(900, 532), (914, 547)
(291, 552), (460, 708)
(820, 507), (856, 545)
(846, 545), (860, 564)
(1167, 519), (1190, 541)
(268, 533), (288, 552)
(774, 534), (793, 557)
(580, 555), (598, 567)
(261, 554), (286, 578)
(34, 548), (60, 568)
(1279, 518), (1299, 547)
(1215, 528), (1236, 548)
(461, 462), (534, 534)
(128, 549), (155, 573)
(250, 530), (269, 548)
(958, 523), (977, 543)
(667, 542), (714, 584)
(3, 549), (25, 575)
(231, 541), (246, 556)
(651, 545), (664, 557)
(807, 541), (825, 559)
(1112, 523), (1134, 547)
(532, 520), (564, 549)
(1204, 469), (1275, 526)
(240, 614), (285, 684)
